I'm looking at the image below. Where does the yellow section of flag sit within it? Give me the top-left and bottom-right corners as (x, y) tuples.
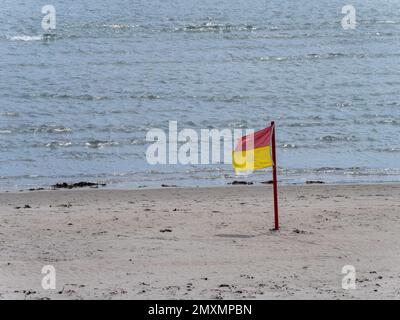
(232, 126), (273, 173)
(232, 146), (273, 172)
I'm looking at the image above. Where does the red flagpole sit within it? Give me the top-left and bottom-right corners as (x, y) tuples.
(271, 121), (279, 230)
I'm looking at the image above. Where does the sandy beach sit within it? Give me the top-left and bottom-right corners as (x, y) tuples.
(0, 184), (399, 300)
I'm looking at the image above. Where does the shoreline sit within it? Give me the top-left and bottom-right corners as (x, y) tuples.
(1, 180), (400, 194)
(1, 183), (400, 299)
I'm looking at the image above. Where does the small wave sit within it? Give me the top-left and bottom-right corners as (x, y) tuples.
(259, 52), (366, 62)
(282, 143), (297, 149)
(0, 112), (19, 117)
(21, 92), (157, 101)
(318, 135), (358, 142)
(260, 56), (289, 62)
(315, 167), (346, 173)
(102, 24), (137, 29)
(129, 139), (147, 145)
(88, 60), (130, 66)
(345, 168), (400, 177)
(85, 140), (119, 149)
(139, 94), (160, 100)
(282, 167), (400, 177)
(354, 118), (400, 126)
(20, 93), (109, 101)
(285, 122), (334, 128)
(45, 141), (73, 148)
(2, 125), (73, 135)
(53, 127), (72, 133)
(180, 94), (249, 103)
(336, 102), (352, 108)
(372, 147), (400, 153)
(376, 119), (400, 125)
(6, 35), (42, 42)
(172, 22), (256, 33)
(24, 125), (72, 134)
(377, 20), (397, 24)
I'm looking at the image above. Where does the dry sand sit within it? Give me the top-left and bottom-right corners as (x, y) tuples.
(0, 184), (399, 300)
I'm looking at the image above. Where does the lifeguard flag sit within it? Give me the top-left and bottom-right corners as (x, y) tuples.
(232, 126), (273, 172)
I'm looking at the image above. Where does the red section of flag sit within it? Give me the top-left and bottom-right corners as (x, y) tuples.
(234, 126), (273, 151)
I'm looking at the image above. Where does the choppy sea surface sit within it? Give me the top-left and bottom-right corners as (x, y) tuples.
(1, 0), (400, 190)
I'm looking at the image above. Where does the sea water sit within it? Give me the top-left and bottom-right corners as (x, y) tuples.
(0, 0), (399, 189)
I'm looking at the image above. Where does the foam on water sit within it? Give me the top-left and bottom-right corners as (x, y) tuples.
(6, 35), (43, 41)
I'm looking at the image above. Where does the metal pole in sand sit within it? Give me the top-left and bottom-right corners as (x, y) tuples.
(271, 121), (279, 230)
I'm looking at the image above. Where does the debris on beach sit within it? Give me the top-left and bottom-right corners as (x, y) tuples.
(22, 290), (37, 296)
(14, 205), (31, 209)
(306, 180), (325, 184)
(161, 184), (177, 188)
(52, 182), (106, 189)
(28, 188), (45, 191)
(228, 181), (254, 185)
(160, 229), (172, 233)
(292, 228), (313, 235)
(261, 180), (273, 184)
(57, 203), (72, 208)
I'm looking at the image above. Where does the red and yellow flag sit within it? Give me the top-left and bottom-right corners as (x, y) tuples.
(232, 126), (273, 172)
